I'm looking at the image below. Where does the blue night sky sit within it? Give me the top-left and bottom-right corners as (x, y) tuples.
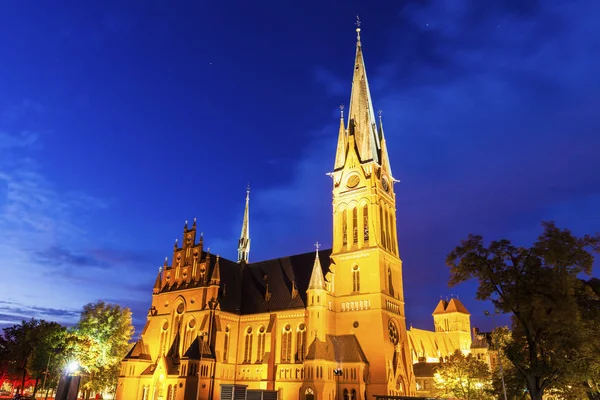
(1, 0), (599, 334)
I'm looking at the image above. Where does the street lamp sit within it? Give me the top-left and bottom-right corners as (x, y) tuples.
(333, 368), (343, 400)
(485, 309), (508, 400)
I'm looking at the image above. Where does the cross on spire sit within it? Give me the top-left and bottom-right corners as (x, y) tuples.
(314, 241), (321, 251)
(339, 104), (344, 118)
(355, 14), (361, 42)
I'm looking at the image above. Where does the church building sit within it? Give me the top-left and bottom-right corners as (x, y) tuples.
(116, 25), (474, 400)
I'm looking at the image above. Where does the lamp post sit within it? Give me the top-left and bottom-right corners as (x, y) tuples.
(485, 309), (508, 400)
(333, 368), (343, 400)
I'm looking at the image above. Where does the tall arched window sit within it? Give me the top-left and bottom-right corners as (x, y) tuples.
(159, 321), (168, 356)
(184, 319), (196, 353)
(141, 386), (148, 400)
(296, 323), (307, 361)
(166, 385), (173, 400)
(223, 326), (230, 363)
(281, 324), (292, 362)
(389, 209), (396, 254)
(352, 207), (358, 244)
(342, 211), (348, 246)
(257, 325), (266, 362)
(380, 206), (386, 249)
(243, 327), (253, 363)
(343, 389), (349, 400)
(351, 389), (357, 399)
(352, 265), (360, 292)
(363, 204), (369, 242)
(388, 268), (395, 297)
(384, 208), (391, 251)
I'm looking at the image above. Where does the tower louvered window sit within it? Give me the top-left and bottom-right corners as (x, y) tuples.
(281, 324), (292, 362)
(243, 327), (253, 363)
(363, 204), (369, 242)
(342, 211), (348, 245)
(352, 207), (358, 244)
(352, 265), (360, 292)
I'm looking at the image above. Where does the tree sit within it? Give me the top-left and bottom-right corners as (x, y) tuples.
(433, 349), (493, 400)
(446, 221), (600, 400)
(0, 319), (70, 396)
(73, 301), (134, 399)
(489, 327), (528, 400)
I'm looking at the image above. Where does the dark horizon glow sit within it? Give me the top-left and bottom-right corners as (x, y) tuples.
(1, 0), (599, 334)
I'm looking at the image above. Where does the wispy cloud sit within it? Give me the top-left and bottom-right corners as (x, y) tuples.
(0, 101), (149, 328)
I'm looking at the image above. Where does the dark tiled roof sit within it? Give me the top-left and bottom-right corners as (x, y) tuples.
(305, 334), (368, 363)
(412, 362), (440, 378)
(240, 249), (332, 314)
(124, 339), (151, 360)
(158, 249), (332, 315)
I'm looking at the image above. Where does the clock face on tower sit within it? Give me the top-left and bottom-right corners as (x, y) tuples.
(346, 174), (360, 188)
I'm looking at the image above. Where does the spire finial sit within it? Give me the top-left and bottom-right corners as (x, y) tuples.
(159, 265), (162, 273)
(314, 241), (321, 253)
(339, 104), (344, 119)
(355, 14), (361, 42)
(246, 183), (250, 198)
(378, 109), (383, 123)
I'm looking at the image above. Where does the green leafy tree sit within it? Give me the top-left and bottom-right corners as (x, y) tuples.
(433, 349), (493, 400)
(490, 327), (528, 400)
(73, 301), (134, 399)
(0, 319), (71, 396)
(446, 222), (600, 400)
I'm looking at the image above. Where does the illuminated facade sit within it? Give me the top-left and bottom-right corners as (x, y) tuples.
(116, 27), (469, 400)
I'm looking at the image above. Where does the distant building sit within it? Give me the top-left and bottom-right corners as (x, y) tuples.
(116, 26), (477, 400)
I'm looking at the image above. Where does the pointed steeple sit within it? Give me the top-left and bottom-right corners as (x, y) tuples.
(210, 255), (221, 285)
(308, 242), (326, 290)
(153, 267), (162, 294)
(378, 110), (392, 176)
(237, 185), (251, 263)
(334, 104), (347, 171)
(347, 18), (380, 164)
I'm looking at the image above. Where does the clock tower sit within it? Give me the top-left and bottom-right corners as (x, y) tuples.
(328, 24), (415, 396)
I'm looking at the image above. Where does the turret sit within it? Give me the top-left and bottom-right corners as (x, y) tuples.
(306, 242), (328, 342)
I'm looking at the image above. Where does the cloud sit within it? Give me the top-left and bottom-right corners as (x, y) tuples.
(0, 300), (80, 329)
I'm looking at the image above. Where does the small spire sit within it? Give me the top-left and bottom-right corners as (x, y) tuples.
(174, 238), (178, 249)
(210, 255), (221, 285)
(192, 217), (197, 228)
(184, 220), (188, 230)
(238, 186), (251, 263)
(164, 257), (168, 268)
(153, 267), (162, 294)
(334, 105), (348, 170)
(308, 241), (326, 290)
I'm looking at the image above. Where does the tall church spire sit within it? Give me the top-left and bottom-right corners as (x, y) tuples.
(308, 242), (325, 290)
(347, 17), (380, 164)
(237, 185), (250, 263)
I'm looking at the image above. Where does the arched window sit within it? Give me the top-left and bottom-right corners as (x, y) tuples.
(380, 206), (386, 249)
(352, 265), (360, 292)
(166, 385), (173, 400)
(281, 324), (292, 362)
(223, 326), (230, 363)
(388, 268), (394, 297)
(363, 204), (369, 242)
(342, 211), (348, 245)
(141, 386), (148, 400)
(384, 208), (391, 251)
(159, 320), (169, 356)
(389, 209), (396, 254)
(296, 323), (307, 361)
(351, 389), (357, 399)
(243, 326), (253, 363)
(184, 318), (196, 353)
(352, 207), (358, 244)
(305, 387), (315, 400)
(257, 325), (266, 362)
(343, 388), (349, 400)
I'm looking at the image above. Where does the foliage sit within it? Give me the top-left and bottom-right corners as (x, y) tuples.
(446, 221), (600, 400)
(0, 319), (71, 396)
(73, 301), (134, 395)
(489, 327), (528, 400)
(433, 349), (493, 400)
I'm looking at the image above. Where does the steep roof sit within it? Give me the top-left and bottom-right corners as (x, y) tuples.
(124, 338), (152, 360)
(305, 334), (368, 363)
(432, 298), (470, 315)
